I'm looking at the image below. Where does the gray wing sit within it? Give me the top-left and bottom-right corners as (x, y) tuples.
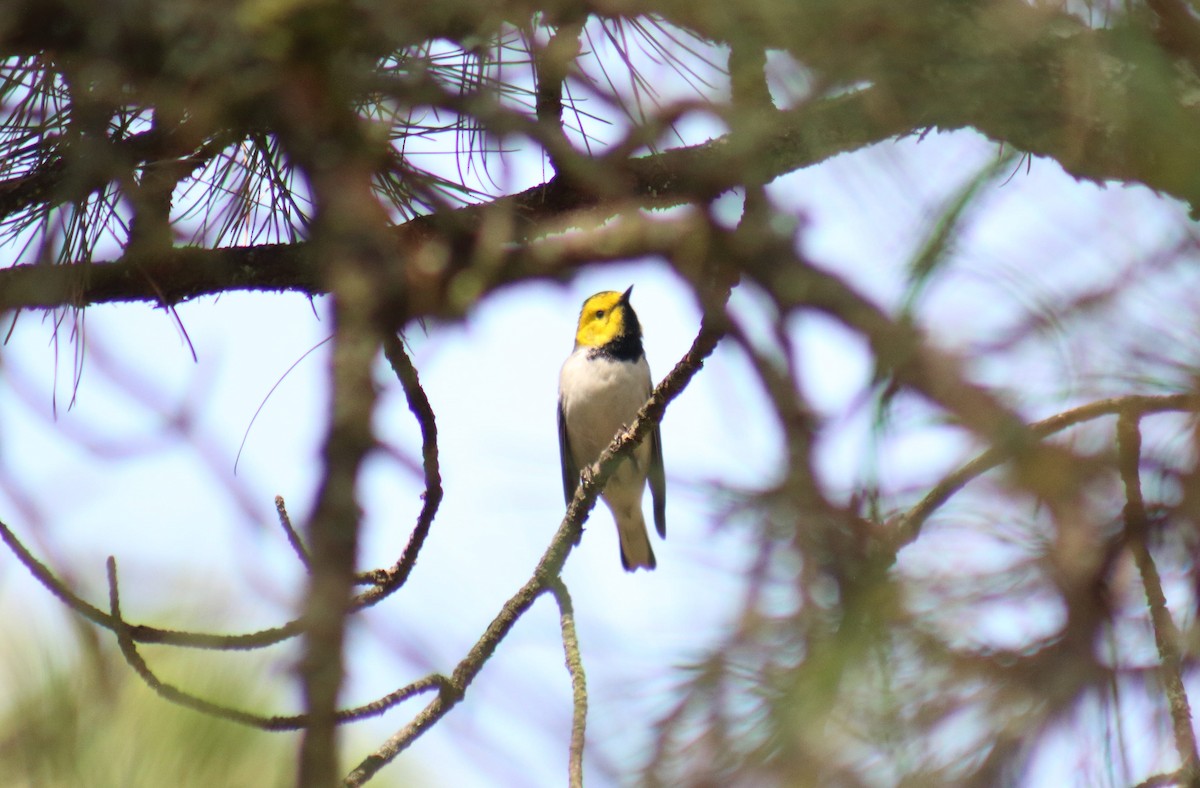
(558, 399), (579, 504)
(649, 423), (666, 537)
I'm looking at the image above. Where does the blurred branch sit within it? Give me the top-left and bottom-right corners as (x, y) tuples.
(0, 122), (215, 225)
(344, 300), (726, 786)
(748, 254), (1080, 490)
(893, 393), (1200, 550)
(0, 89), (907, 312)
(532, 19), (586, 178)
(1134, 769), (1191, 788)
(1147, 0), (1200, 74)
(277, 79), (398, 783)
(549, 578), (587, 788)
(295, 242), (365, 778)
(0, 1), (1197, 317)
(1118, 412), (1200, 779)
(728, 32), (778, 208)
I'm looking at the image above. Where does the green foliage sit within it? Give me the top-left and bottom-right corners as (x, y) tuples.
(0, 628), (302, 788)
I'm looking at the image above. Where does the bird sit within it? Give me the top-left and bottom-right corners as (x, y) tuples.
(558, 286), (666, 571)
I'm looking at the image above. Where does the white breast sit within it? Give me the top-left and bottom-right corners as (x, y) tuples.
(559, 349), (653, 470)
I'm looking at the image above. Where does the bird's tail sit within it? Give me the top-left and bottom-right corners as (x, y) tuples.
(617, 509), (656, 571)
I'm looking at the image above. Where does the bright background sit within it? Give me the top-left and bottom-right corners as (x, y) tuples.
(1, 27), (1196, 787)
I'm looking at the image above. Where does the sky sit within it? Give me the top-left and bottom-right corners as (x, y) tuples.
(2, 22), (1200, 788)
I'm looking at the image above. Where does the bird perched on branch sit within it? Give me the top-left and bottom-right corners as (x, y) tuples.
(558, 286), (666, 570)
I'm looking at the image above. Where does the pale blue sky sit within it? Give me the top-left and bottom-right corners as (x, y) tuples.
(1, 26), (1198, 786)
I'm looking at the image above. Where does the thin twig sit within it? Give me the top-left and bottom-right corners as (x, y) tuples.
(1, 517), (118, 630)
(276, 495), (312, 570)
(333, 675), (449, 724)
(355, 335), (443, 594)
(1117, 412), (1200, 778)
(108, 552), (445, 730)
(0, 515), (303, 648)
(106, 556), (291, 728)
(550, 577), (587, 788)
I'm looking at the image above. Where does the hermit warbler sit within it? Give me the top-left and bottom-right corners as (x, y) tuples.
(558, 286), (666, 571)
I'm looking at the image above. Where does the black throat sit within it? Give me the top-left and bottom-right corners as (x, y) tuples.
(589, 306), (644, 362)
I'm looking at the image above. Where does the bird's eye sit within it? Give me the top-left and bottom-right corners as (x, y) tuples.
(594, 309), (605, 319)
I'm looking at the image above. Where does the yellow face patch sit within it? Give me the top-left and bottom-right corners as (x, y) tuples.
(574, 290), (627, 348)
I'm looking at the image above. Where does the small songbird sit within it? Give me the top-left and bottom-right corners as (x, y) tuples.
(558, 286), (666, 570)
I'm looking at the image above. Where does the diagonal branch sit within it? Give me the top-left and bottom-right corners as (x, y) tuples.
(276, 495), (312, 571)
(0, 512), (307, 648)
(343, 306), (725, 787)
(893, 393), (1200, 550)
(745, 254), (1111, 532)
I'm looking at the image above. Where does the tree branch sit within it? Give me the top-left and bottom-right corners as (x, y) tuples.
(0, 89), (906, 313)
(344, 309), (724, 786)
(550, 578), (587, 788)
(107, 557), (287, 727)
(0, 509), (311, 649)
(276, 495), (312, 571)
(354, 336), (443, 595)
(108, 552), (446, 730)
(532, 18), (586, 179)
(0, 335), (442, 653)
(1118, 412), (1200, 779)
(893, 393), (1200, 550)
(284, 88), (398, 783)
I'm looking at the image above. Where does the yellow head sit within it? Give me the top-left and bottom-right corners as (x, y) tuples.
(573, 286), (643, 359)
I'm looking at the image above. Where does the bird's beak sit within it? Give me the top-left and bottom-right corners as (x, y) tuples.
(620, 285), (634, 304)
